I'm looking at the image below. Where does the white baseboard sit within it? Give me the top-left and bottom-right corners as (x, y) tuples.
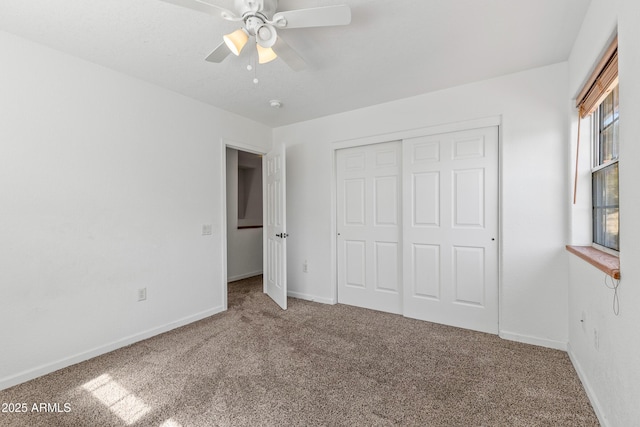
(499, 330), (568, 351)
(567, 344), (609, 427)
(0, 305), (225, 391)
(287, 290), (336, 305)
(227, 270), (263, 282)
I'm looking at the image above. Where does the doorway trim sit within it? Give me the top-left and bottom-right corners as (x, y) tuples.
(329, 116), (503, 327)
(221, 138), (268, 311)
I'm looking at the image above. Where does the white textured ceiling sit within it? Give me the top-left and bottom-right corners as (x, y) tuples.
(0, 0), (590, 127)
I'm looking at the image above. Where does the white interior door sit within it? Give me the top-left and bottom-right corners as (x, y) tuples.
(264, 140), (287, 309)
(402, 126), (499, 333)
(336, 141), (402, 314)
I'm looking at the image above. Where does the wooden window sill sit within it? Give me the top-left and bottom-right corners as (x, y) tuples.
(238, 225), (263, 230)
(566, 245), (620, 279)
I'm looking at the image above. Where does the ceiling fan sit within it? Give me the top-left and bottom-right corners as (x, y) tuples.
(160, 0), (352, 71)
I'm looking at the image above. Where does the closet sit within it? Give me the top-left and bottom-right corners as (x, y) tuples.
(336, 126), (499, 333)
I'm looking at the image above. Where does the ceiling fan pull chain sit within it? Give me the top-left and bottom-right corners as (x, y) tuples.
(252, 51), (259, 85)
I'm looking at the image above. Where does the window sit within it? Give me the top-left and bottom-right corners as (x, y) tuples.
(568, 36), (620, 278)
(592, 85), (619, 251)
(574, 36), (619, 253)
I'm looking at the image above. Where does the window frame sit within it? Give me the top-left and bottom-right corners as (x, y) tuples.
(590, 85), (620, 255)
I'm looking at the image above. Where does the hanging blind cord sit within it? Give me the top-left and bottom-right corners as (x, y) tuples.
(573, 112), (582, 204)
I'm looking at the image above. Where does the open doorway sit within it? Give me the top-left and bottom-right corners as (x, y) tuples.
(222, 139), (287, 311)
(225, 147), (264, 302)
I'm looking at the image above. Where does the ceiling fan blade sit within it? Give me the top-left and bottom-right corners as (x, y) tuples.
(272, 5), (351, 29)
(158, 0), (237, 20)
(205, 41), (232, 63)
(272, 37), (307, 71)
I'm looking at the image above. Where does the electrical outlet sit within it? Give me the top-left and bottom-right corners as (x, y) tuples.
(303, 260), (308, 273)
(202, 224), (213, 236)
(138, 287), (147, 302)
(593, 329), (599, 350)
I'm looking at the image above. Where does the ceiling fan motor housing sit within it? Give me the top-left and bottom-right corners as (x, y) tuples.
(234, 0), (278, 19)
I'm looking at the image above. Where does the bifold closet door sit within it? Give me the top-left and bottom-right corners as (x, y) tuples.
(402, 126), (499, 334)
(336, 141), (402, 314)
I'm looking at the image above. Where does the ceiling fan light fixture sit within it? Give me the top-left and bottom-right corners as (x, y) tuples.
(257, 44), (278, 64)
(256, 24), (277, 48)
(223, 28), (249, 56)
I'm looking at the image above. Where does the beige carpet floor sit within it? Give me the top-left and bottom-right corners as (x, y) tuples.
(1, 275), (598, 426)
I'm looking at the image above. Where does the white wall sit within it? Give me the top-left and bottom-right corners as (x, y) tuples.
(0, 31), (271, 390)
(567, 0), (640, 426)
(226, 148), (263, 282)
(275, 62), (570, 349)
